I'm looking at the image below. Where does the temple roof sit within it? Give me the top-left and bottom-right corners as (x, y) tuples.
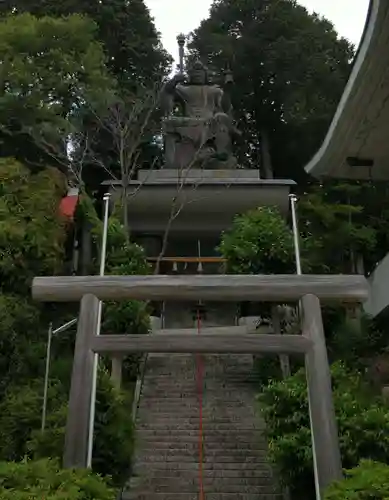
(304, 0), (389, 180)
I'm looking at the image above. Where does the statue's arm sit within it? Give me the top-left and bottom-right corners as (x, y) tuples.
(160, 75), (186, 114)
(214, 87), (225, 113)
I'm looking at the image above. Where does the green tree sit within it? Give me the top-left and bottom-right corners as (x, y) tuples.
(0, 158), (68, 294)
(0, 0), (170, 89)
(299, 181), (382, 274)
(0, 13), (115, 170)
(189, 0), (353, 182)
(0, 158), (71, 399)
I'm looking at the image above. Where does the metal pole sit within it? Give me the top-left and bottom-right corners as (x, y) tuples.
(41, 322), (53, 432)
(87, 192), (111, 468)
(41, 318), (78, 432)
(289, 193), (321, 500)
(53, 318), (78, 336)
(289, 194), (302, 276)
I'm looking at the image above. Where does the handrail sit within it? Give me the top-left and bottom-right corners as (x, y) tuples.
(131, 354), (148, 424)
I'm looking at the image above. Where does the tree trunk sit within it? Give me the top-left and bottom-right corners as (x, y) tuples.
(111, 356), (123, 389)
(347, 251), (364, 327)
(122, 183), (129, 238)
(81, 220), (92, 275)
(261, 129), (274, 179)
(271, 305), (291, 378)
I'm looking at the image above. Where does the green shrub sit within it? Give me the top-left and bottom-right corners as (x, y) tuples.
(254, 356), (284, 387)
(29, 369), (133, 485)
(329, 314), (388, 367)
(259, 363), (389, 499)
(0, 458), (115, 499)
(219, 206), (296, 274)
(325, 460), (389, 500)
(0, 294), (43, 399)
(80, 194), (151, 386)
(0, 379), (65, 462)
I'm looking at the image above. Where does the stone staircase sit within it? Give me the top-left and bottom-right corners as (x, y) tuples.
(123, 351), (282, 500)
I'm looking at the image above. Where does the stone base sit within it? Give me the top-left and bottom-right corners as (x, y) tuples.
(137, 168), (260, 184)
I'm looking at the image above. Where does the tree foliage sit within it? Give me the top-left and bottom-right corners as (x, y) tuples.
(189, 0), (353, 181)
(28, 370), (134, 485)
(0, 0), (171, 88)
(0, 14), (115, 169)
(299, 181), (389, 274)
(0, 158), (68, 293)
(219, 206), (297, 274)
(0, 370), (134, 486)
(260, 363), (389, 499)
(325, 460), (389, 500)
(0, 458), (115, 499)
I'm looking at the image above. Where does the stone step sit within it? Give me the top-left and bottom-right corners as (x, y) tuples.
(129, 351), (279, 498)
(137, 406), (263, 418)
(137, 416), (260, 424)
(136, 450), (269, 460)
(137, 406), (260, 414)
(137, 424), (259, 431)
(141, 391), (257, 398)
(123, 493), (283, 500)
(136, 430), (266, 439)
(128, 481), (278, 494)
(130, 476), (276, 488)
(135, 442), (268, 452)
(137, 405), (257, 413)
(133, 461), (272, 471)
(143, 374), (258, 380)
(134, 455), (271, 463)
(135, 441), (268, 451)
(132, 468), (274, 479)
(139, 397), (257, 403)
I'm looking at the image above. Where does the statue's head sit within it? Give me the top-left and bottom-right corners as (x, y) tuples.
(187, 59), (208, 85)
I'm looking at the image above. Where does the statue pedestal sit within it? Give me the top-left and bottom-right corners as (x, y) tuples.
(137, 169), (260, 184)
(103, 171), (295, 234)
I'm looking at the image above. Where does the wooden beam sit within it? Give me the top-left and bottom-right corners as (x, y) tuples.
(147, 256), (227, 263)
(63, 294), (99, 469)
(90, 333), (312, 355)
(32, 274), (369, 303)
(154, 325), (274, 335)
(302, 294), (343, 494)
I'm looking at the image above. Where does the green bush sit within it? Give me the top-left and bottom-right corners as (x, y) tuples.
(219, 206), (296, 274)
(0, 458), (115, 499)
(329, 314), (389, 367)
(0, 379), (65, 462)
(0, 294), (43, 399)
(259, 363), (389, 499)
(254, 356), (284, 387)
(28, 369), (134, 485)
(80, 194), (151, 385)
(325, 460), (389, 500)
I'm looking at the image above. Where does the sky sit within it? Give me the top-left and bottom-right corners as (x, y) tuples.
(145, 0), (370, 63)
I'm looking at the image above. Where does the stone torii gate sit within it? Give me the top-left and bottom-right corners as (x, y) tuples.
(32, 273), (369, 497)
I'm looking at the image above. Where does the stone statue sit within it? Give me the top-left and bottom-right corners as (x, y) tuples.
(160, 37), (240, 169)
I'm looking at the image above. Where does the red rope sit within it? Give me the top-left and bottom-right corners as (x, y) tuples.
(196, 309), (205, 500)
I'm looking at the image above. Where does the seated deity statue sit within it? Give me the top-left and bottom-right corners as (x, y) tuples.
(160, 60), (240, 169)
